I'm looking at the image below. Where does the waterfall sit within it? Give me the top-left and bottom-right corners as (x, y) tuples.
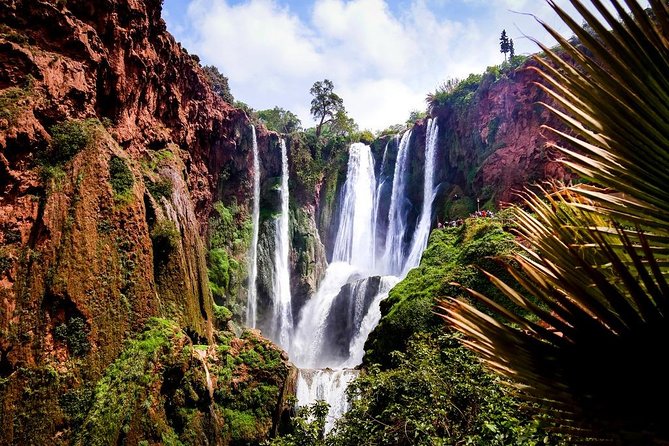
(332, 143), (376, 272)
(343, 275), (399, 367)
(271, 139), (293, 347)
(296, 369), (359, 433)
(290, 262), (357, 368)
(246, 125), (261, 328)
(372, 139), (392, 269)
(280, 132), (438, 432)
(404, 118), (439, 274)
(382, 130), (413, 276)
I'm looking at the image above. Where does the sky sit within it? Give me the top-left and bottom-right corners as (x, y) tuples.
(161, 0), (589, 131)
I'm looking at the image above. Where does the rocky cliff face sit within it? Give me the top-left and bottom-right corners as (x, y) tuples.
(0, 0), (295, 444)
(431, 60), (570, 207)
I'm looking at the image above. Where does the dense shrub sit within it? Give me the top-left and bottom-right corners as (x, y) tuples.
(151, 220), (180, 259)
(109, 155), (134, 198)
(329, 334), (562, 446)
(47, 119), (94, 164)
(146, 177), (173, 200)
(202, 65), (234, 104)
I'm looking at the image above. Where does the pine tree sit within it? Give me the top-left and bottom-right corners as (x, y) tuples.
(500, 30), (510, 62)
(509, 38), (515, 60)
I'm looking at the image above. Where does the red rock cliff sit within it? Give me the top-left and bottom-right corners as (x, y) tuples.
(0, 0), (291, 444)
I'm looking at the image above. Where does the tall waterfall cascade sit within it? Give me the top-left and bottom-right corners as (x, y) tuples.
(256, 124), (439, 432)
(404, 118), (440, 275)
(382, 130), (413, 276)
(246, 125), (261, 328)
(270, 138), (293, 347)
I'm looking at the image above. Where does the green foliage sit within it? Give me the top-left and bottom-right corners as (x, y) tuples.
(268, 400), (329, 446)
(406, 109), (427, 125)
(59, 386), (94, 429)
(354, 129), (375, 145)
(0, 248), (12, 274)
(109, 155), (134, 200)
(224, 409), (261, 442)
(202, 65), (234, 103)
(257, 107), (302, 134)
(0, 24), (29, 45)
(53, 316), (90, 356)
(500, 30), (510, 61)
(377, 123), (407, 138)
(365, 219), (518, 366)
(151, 220), (180, 257)
(213, 304), (233, 325)
(444, 196), (475, 220)
(47, 119), (95, 164)
(310, 79), (345, 137)
(75, 318), (181, 446)
(0, 84), (30, 124)
(330, 334), (561, 446)
(207, 200), (251, 316)
(208, 248), (234, 297)
(427, 74), (483, 110)
(146, 177), (174, 200)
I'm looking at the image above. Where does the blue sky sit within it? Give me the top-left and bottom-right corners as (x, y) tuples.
(162, 0), (588, 131)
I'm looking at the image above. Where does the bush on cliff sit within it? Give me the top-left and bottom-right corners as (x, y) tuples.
(364, 218), (518, 367)
(330, 333), (561, 446)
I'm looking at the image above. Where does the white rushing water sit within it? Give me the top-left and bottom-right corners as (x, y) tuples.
(382, 130), (413, 276)
(404, 118), (439, 275)
(343, 275), (399, 367)
(332, 142), (377, 272)
(296, 369), (360, 433)
(290, 262), (358, 368)
(271, 139), (293, 347)
(246, 125), (261, 328)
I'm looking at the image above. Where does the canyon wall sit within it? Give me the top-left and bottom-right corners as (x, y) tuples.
(0, 0), (295, 444)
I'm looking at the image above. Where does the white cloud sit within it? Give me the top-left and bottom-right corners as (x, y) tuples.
(165, 0), (605, 131)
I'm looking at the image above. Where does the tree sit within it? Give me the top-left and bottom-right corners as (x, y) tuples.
(443, 1), (669, 443)
(309, 79), (345, 137)
(202, 65), (234, 104)
(509, 38), (515, 59)
(257, 107), (302, 134)
(499, 30), (510, 62)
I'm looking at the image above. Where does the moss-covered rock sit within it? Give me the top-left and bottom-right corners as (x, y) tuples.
(364, 218), (517, 367)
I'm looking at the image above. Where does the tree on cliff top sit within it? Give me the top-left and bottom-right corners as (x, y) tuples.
(500, 30), (510, 62)
(257, 107), (302, 134)
(202, 65), (234, 104)
(310, 79), (345, 137)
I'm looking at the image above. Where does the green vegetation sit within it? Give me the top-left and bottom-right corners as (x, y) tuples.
(0, 82), (31, 124)
(444, 1), (669, 443)
(151, 219), (181, 257)
(212, 330), (287, 443)
(109, 155), (134, 201)
(202, 65), (234, 104)
(310, 79), (346, 137)
(330, 334), (559, 445)
(365, 219), (516, 366)
(146, 177), (174, 200)
(258, 107), (302, 134)
(207, 200), (252, 316)
(269, 400), (328, 446)
(426, 74), (483, 111)
(47, 119), (96, 164)
(75, 318), (182, 446)
(53, 316), (90, 356)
